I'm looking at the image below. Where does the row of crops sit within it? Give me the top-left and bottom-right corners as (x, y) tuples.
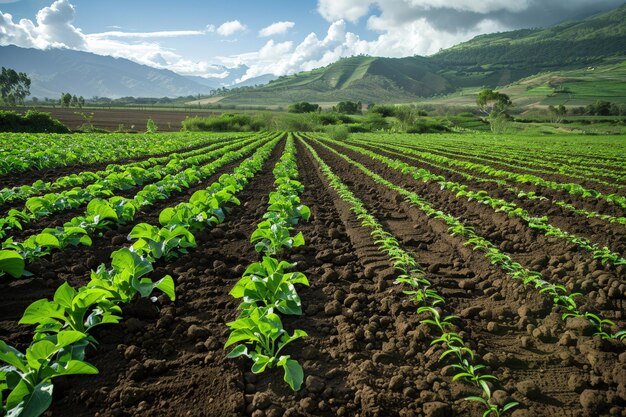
(0, 131), (624, 416)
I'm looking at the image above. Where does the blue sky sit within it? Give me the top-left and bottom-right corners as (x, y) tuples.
(0, 0), (623, 82)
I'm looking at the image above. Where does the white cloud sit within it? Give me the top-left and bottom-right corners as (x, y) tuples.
(0, 0), (86, 49)
(316, 0), (529, 23)
(0, 0), (229, 78)
(216, 20), (246, 36)
(259, 21), (295, 37)
(2, 0), (623, 84)
(89, 29), (208, 39)
(317, 1), (372, 23)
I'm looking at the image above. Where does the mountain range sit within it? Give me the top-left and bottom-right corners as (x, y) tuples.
(1, 4), (625, 103)
(218, 4), (626, 106)
(0, 45), (268, 99)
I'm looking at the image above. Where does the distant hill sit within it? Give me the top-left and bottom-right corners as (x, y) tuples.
(0, 45), (213, 99)
(219, 4), (626, 106)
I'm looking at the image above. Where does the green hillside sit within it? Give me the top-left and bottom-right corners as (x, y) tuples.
(218, 56), (453, 105)
(217, 4), (626, 107)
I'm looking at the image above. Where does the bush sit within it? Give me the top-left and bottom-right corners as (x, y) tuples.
(181, 113), (264, 132)
(362, 113), (389, 131)
(0, 110), (69, 133)
(369, 104), (396, 118)
(146, 118), (158, 133)
(287, 102), (319, 113)
(406, 119), (451, 134)
(325, 124), (349, 140)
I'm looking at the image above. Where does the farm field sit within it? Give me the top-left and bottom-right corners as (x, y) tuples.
(0, 131), (625, 417)
(2, 107), (225, 132)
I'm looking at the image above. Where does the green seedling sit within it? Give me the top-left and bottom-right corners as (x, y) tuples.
(225, 307), (306, 391)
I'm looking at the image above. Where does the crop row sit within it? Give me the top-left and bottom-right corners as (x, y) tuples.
(330, 139), (626, 267)
(0, 134), (281, 417)
(0, 133), (277, 279)
(313, 136), (626, 341)
(301, 136), (518, 416)
(354, 136), (626, 212)
(0, 133), (250, 206)
(352, 141), (626, 219)
(406, 138), (626, 184)
(354, 139), (626, 227)
(0, 132), (236, 177)
(226, 134), (311, 391)
(0, 136), (258, 240)
(392, 133), (626, 166)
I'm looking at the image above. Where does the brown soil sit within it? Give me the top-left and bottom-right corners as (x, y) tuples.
(355, 141), (626, 243)
(0, 136), (625, 417)
(7, 107), (218, 133)
(0, 136), (220, 190)
(394, 142), (626, 192)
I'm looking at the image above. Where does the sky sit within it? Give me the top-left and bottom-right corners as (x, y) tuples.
(0, 0), (623, 83)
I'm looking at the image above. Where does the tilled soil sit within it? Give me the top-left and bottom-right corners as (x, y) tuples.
(1, 136), (625, 417)
(0, 138), (219, 190)
(395, 143), (626, 191)
(353, 141), (626, 250)
(304, 138), (626, 417)
(0, 151), (255, 350)
(359, 141), (626, 221)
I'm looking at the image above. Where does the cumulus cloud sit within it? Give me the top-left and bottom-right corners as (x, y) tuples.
(259, 21), (295, 37)
(231, 20), (353, 82)
(0, 0), (232, 78)
(0, 0), (86, 49)
(231, 0), (623, 82)
(1, 0), (623, 83)
(216, 20), (246, 36)
(316, 0), (624, 32)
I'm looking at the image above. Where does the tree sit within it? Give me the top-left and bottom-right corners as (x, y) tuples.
(60, 92), (72, 108)
(70, 95), (78, 108)
(287, 102), (319, 113)
(78, 96), (85, 108)
(336, 101), (360, 114)
(476, 89), (512, 116)
(0, 67), (31, 106)
(548, 104), (567, 123)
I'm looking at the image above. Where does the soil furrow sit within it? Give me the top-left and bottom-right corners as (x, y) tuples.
(322, 140), (626, 318)
(0, 150), (257, 348)
(353, 140), (626, 251)
(0, 136), (231, 189)
(307, 138), (626, 416)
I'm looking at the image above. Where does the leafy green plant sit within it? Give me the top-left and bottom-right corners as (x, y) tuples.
(0, 332), (97, 417)
(225, 307), (306, 391)
(230, 257), (309, 315)
(251, 221), (305, 255)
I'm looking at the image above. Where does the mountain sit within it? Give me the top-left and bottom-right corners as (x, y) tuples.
(219, 4), (626, 106)
(185, 65), (262, 89)
(0, 45), (213, 99)
(231, 74), (278, 88)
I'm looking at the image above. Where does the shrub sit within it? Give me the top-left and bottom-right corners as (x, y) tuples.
(287, 102), (320, 113)
(0, 110), (69, 133)
(181, 113), (264, 132)
(369, 104), (396, 118)
(325, 124), (349, 140)
(406, 119), (451, 134)
(146, 118), (158, 133)
(362, 113), (389, 131)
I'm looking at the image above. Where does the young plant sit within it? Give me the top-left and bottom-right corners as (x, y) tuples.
(225, 307), (306, 391)
(0, 333), (98, 417)
(230, 256), (309, 316)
